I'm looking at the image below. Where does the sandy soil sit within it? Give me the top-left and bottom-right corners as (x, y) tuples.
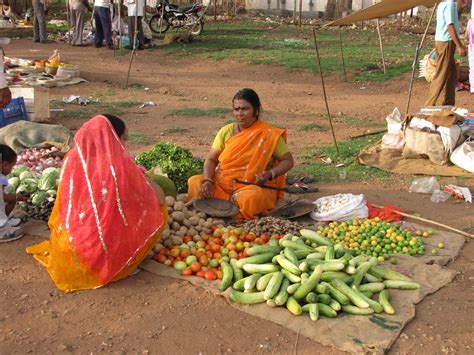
(1, 38), (473, 354)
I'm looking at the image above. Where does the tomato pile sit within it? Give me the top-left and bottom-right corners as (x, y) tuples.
(316, 217), (426, 261)
(154, 226), (283, 280)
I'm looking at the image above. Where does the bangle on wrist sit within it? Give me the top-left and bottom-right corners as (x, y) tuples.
(203, 178), (213, 184)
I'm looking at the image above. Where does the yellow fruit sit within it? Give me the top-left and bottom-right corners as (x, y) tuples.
(402, 247), (409, 253)
(377, 256), (385, 262)
(416, 230), (422, 236)
(437, 242), (445, 249)
(422, 232), (429, 238)
(409, 239), (417, 246)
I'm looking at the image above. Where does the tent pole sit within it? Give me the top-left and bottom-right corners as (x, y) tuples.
(118, 0), (122, 49)
(405, 4), (437, 116)
(66, 0), (71, 46)
(376, 18), (386, 74)
(214, 0), (217, 21)
(125, 2), (139, 88)
(299, 0), (303, 27)
(339, 30), (347, 82)
(312, 28), (340, 155)
(293, 0), (297, 25)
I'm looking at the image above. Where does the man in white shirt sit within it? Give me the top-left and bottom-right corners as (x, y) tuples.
(32, 0), (48, 43)
(93, 0), (114, 49)
(0, 59), (11, 108)
(425, 0), (466, 106)
(126, 0), (144, 50)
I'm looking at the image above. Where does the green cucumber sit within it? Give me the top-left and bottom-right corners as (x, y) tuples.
(275, 255), (301, 275)
(321, 271), (353, 284)
(315, 246), (328, 253)
(294, 249), (312, 259)
(286, 296), (302, 315)
(322, 282), (350, 306)
(235, 253), (276, 268)
(351, 261), (372, 289)
(317, 294), (332, 305)
(331, 279), (370, 309)
(300, 229), (334, 246)
(329, 299), (341, 312)
(364, 273), (383, 283)
(233, 275), (254, 291)
(378, 290), (395, 315)
(281, 269), (301, 283)
(344, 265), (357, 275)
(301, 303), (314, 312)
(325, 245), (335, 260)
(230, 259), (243, 282)
(334, 244), (346, 258)
(361, 291), (373, 298)
(309, 261), (346, 272)
(294, 265), (323, 300)
(298, 261), (309, 272)
(264, 272), (284, 300)
(369, 266), (413, 281)
(300, 273), (309, 284)
(284, 247), (299, 265)
(244, 274), (262, 291)
(342, 305), (374, 315)
(358, 282), (385, 293)
(383, 280), (420, 290)
(305, 292), (319, 304)
(256, 272), (276, 291)
(317, 303), (338, 318)
(230, 290), (266, 304)
(220, 262), (234, 291)
(266, 299), (277, 307)
(309, 303), (319, 321)
(355, 290), (383, 313)
(248, 245), (281, 256)
(243, 263), (280, 274)
(349, 255), (370, 267)
(287, 283), (300, 294)
(274, 278), (290, 306)
(306, 252), (325, 260)
(281, 240), (315, 253)
(315, 283), (328, 294)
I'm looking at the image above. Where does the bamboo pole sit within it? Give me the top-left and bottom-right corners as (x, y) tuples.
(312, 28), (340, 155)
(371, 204), (474, 239)
(376, 19), (386, 74)
(298, 0), (302, 27)
(293, 0), (297, 25)
(118, 0), (122, 49)
(405, 4), (437, 117)
(214, 0), (217, 20)
(125, 1), (139, 87)
(339, 30), (347, 82)
(66, 0), (71, 46)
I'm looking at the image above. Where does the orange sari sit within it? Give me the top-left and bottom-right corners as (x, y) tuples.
(188, 120), (286, 220)
(26, 115), (167, 292)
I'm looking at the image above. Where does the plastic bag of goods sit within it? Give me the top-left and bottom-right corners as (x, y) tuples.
(310, 193), (368, 222)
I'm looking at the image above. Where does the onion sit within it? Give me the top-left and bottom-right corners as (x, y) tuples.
(17, 157), (24, 164)
(35, 163), (44, 172)
(45, 158), (55, 167)
(34, 152), (42, 159)
(50, 147), (58, 152)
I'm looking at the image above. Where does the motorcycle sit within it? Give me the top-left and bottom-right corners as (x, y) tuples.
(148, 1), (205, 36)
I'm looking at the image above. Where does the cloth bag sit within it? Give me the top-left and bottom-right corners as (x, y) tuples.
(402, 127), (448, 165)
(450, 138), (474, 173)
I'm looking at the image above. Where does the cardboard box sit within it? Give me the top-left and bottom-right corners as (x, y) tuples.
(10, 86), (50, 121)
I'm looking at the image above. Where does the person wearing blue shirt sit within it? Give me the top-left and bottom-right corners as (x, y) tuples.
(425, 0), (466, 106)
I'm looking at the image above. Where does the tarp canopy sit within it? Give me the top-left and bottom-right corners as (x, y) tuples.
(327, 0), (440, 26)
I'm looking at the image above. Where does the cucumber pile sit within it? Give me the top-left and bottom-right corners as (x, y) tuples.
(222, 229), (420, 320)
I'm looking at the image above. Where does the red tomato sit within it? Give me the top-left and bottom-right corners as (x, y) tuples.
(211, 226), (217, 232)
(199, 255), (209, 266)
(206, 251), (213, 259)
(180, 249), (191, 258)
(213, 252), (221, 260)
(196, 270), (205, 278)
(245, 233), (256, 242)
(190, 262), (201, 273)
(242, 248), (250, 257)
(215, 270), (223, 280)
(195, 250), (205, 258)
(158, 248), (168, 256)
(154, 254), (167, 263)
(255, 237), (264, 245)
(201, 266), (208, 271)
(181, 268), (193, 276)
(227, 243), (236, 251)
(260, 234), (270, 243)
(210, 244), (221, 253)
(183, 236), (193, 243)
(228, 250), (239, 259)
(204, 270), (217, 281)
(170, 248), (180, 257)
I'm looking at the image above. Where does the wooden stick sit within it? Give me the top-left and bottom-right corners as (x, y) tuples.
(312, 28), (340, 155)
(299, 0), (303, 27)
(214, 0), (217, 21)
(371, 204), (474, 239)
(376, 19), (386, 74)
(66, 0), (71, 46)
(293, 0), (297, 25)
(125, 6), (139, 88)
(350, 129), (386, 140)
(405, 4), (437, 116)
(339, 30), (347, 82)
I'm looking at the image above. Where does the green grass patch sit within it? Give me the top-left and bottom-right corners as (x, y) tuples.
(129, 82), (146, 89)
(334, 115), (385, 127)
(89, 89), (115, 99)
(113, 100), (141, 107)
(169, 107), (232, 117)
(128, 132), (151, 144)
(297, 133), (389, 183)
(59, 100), (128, 119)
(62, 109), (91, 119)
(162, 22), (422, 81)
(163, 126), (190, 134)
(47, 23), (68, 32)
(297, 123), (327, 132)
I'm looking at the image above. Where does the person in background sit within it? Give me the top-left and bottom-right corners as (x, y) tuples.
(0, 55), (11, 108)
(466, 4), (474, 93)
(126, 0), (144, 50)
(69, 0), (92, 46)
(425, 0), (466, 107)
(0, 144), (28, 242)
(93, 0), (114, 49)
(32, 0), (48, 43)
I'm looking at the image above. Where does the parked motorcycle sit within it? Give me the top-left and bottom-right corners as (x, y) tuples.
(149, 1), (205, 36)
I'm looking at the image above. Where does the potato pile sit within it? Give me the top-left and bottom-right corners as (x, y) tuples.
(240, 216), (304, 236)
(160, 194), (225, 247)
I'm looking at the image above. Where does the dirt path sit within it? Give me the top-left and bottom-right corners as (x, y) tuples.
(1, 39), (473, 354)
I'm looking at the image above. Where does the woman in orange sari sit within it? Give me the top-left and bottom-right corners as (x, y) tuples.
(188, 89), (294, 220)
(27, 115), (167, 292)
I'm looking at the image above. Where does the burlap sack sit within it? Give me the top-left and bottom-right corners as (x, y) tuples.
(402, 127), (448, 165)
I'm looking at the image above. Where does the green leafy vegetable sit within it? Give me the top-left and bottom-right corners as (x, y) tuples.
(135, 143), (203, 193)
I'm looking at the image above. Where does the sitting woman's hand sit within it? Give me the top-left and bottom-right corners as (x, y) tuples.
(200, 179), (214, 198)
(255, 170), (273, 185)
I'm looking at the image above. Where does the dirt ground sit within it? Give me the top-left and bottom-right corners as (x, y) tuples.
(1, 38), (474, 354)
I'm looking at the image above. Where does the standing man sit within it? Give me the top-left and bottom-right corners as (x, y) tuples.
(70, 0), (92, 46)
(425, 0), (466, 106)
(93, 0), (114, 49)
(32, 0), (48, 43)
(126, 0), (144, 50)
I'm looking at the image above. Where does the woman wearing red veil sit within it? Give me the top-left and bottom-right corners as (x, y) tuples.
(27, 115), (167, 292)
